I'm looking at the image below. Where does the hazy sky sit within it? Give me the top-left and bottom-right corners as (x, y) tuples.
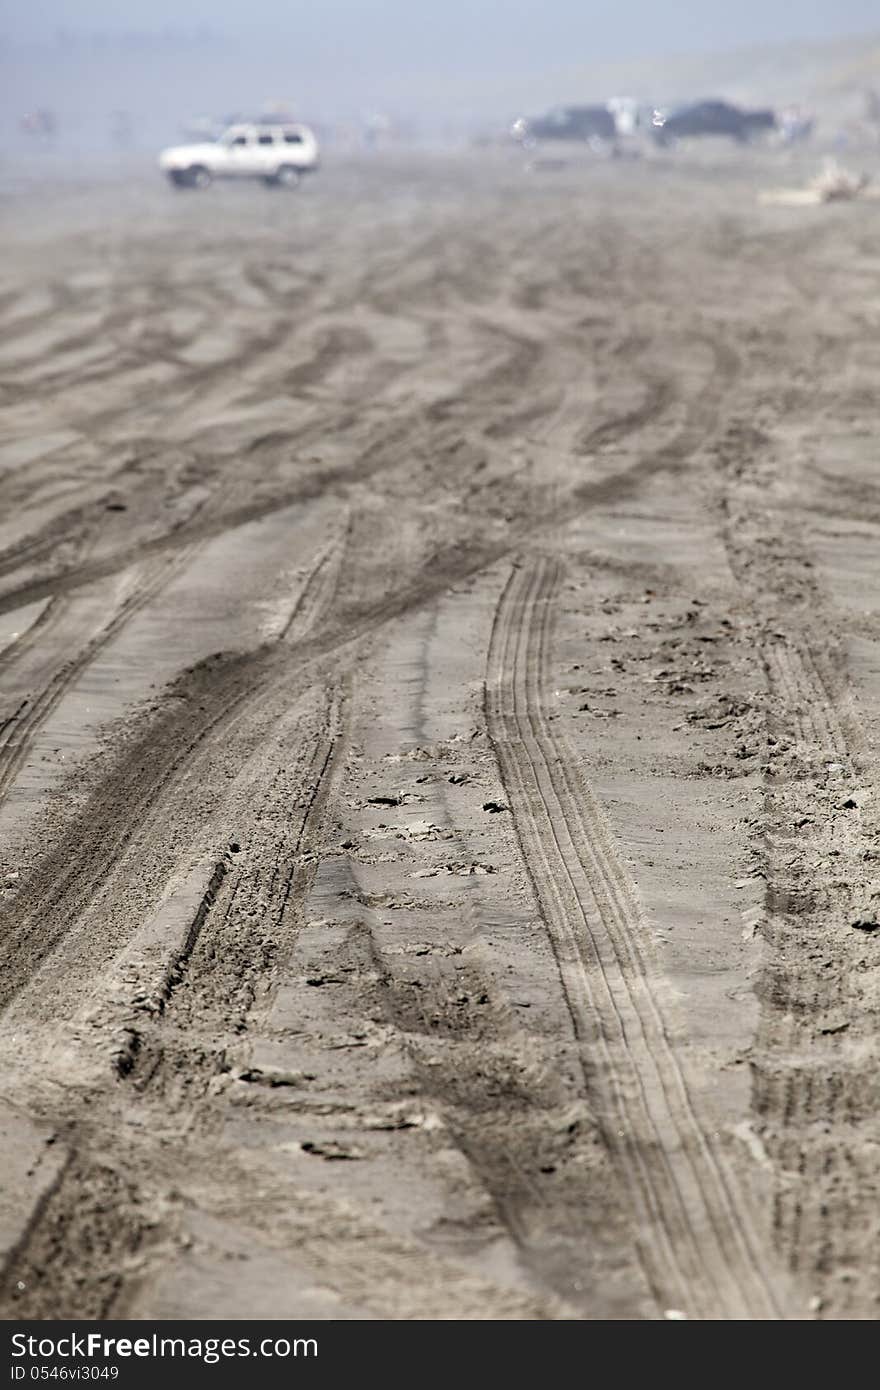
(6, 2), (880, 66)
(2, 3), (878, 142)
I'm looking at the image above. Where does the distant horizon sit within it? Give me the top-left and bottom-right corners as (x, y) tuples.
(2, 9), (879, 148)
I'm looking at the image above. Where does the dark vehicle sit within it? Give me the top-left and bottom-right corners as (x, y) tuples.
(653, 100), (776, 145)
(512, 105), (617, 145)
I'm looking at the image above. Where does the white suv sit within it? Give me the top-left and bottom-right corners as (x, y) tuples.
(159, 122), (319, 189)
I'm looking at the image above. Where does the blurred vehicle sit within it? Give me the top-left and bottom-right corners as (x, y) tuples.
(159, 121), (319, 189)
(652, 100), (776, 146)
(605, 97), (655, 136)
(777, 106), (814, 145)
(512, 105), (617, 147)
(19, 109), (57, 141)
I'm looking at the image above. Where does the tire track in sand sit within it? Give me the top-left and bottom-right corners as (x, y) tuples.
(0, 435), (340, 813)
(124, 678), (351, 1107)
(762, 642), (849, 759)
(0, 545), (206, 805)
(0, 681), (351, 1319)
(0, 530), (348, 1016)
(485, 555), (788, 1319)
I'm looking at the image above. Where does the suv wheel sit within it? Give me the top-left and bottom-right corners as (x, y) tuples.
(171, 165), (211, 189)
(267, 164), (301, 189)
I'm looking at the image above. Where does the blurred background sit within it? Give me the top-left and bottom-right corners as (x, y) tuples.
(2, 1), (880, 158)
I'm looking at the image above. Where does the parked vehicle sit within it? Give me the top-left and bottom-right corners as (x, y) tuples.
(512, 105), (617, 147)
(652, 100), (776, 146)
(159, 121), (319, 189)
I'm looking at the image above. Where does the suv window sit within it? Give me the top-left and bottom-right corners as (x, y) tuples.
(230, 135), (249, 146)
(284, 133), (303, 144)
(258, 134), (275, 145)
